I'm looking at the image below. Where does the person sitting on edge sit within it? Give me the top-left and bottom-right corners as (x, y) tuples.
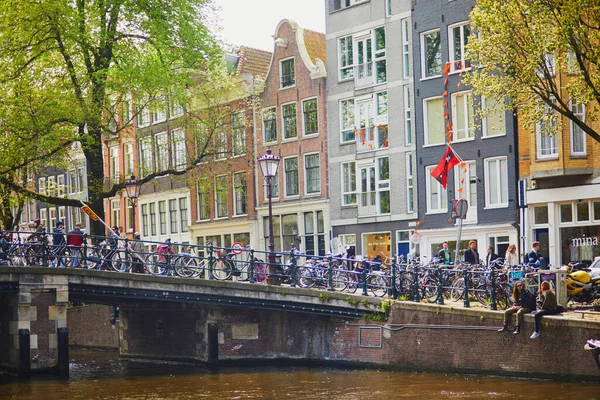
(438, 241), (451, 265)
(486, 246), (499, 268)
(498, 280), (536, 334)
(530, 281), (559, 339)
(464, 240), (479, 265)
(504, 244), (519, 268)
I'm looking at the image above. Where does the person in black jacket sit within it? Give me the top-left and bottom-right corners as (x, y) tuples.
(498, 281), (536, 334)
(464, 240), (479, 265)
(486, 246), (499, 268)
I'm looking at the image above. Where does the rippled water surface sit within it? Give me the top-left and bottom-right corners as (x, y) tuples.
(0, 350), (599, 399)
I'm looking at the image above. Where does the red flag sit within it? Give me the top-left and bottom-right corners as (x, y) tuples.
(431, 146), (460, 189)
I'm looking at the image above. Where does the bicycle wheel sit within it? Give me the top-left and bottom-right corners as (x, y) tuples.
(475, 283), (489, 306)
(345, 271), (359, 293)
(422, 278), (440, 303)
(296, 266), (316, 288)
(368, 274), (389, 297)
(174, 255), (200, 278)
(449, 279), (465, 302)
(212, 259), (232, 280)
(331, 268), (348, 291)
(145, 254), (167, 275)
(109, 250), (131, 272)
(236, 260), (251, 281)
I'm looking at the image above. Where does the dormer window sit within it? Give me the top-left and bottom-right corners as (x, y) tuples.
(280, 58), (295, 88)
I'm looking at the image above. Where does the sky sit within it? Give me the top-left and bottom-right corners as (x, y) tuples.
(212, 0), (326, 51)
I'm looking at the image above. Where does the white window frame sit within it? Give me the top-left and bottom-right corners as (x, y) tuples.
(406, 153), (414, 213)
(423, 96), (445, 146)
(402, 19), (410, 79)
(302, 97), (319, 137)
(233, 171), (247, 216)
(139, 136), (154, 178)
(481, 96), (506, 138)
(171, 128), (187, 170)
(484, 156), (509, 209)
(280, 57), (296, 89)
(341, 161), (357, 206)
(358, 157), (390, 216)
(536, 99), (558, 160)
(404, 86), (412, 145)
(136, 98), (151, 128)
(262, 107), (277, 144)
(451, 91), (475, 142)
(353, 27), (386, 87)
(283, 156), (299, 198)
(124, 142), (134, 176)
(214, 175), (228, 219)
(155, 132), (169, 171)
(231, 112), (246, 157)
(281, 102), (297, 140)
(448, 21), (471, 72)
(169, 96), (184, 119)
(109, 146), (120, 183)
(425, 165), (448, 214)
(421, 29), (442, 79)
(40, 208), (48, 232)
(151, 97), (167, 124)
(340, 98), (355, 144)
(196, 179), (210, 221)
(47, 176), (56, 197)
(56, 175), (65, 198)
(304, 153), (320, 195)
(111, 199), (121, 228)
(569, 100), (586, 157)
(386, 0), (392, 17)
(338, 36), (354, 81)
(58, 206), (66, 226)
(537, 53), (556, 78)
(454, 160), (477, 223)
(38, 178), (46, 195)
(214, 125), (227, 160)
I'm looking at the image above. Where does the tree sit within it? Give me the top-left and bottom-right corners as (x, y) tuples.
(0, 0), (224, 233)
(467, 0), (600, 144)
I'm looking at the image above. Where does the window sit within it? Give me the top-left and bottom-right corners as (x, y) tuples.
(339, 36), (354, 80)
(139, 136), (153, 178)
(358, 157), (390, 216)
(406, 153), (414, 213)
(284, 157), (299, 197)
(340, 99), (355, 143)
(124, 143), (134, 176)
(386, 0), (392, 16)
(485, 157), (509, 208)
(69, 170), (77, 194)
(149, 203), (157, 236)
(482, 97), (505, 137)
(331, 0), (367, 11)
(577, 201), (590, 222)
(155, 132), (169, 171)
(280, 58), (295, 88)
(534, 205), (549, 225)
(452, 91), (475, 141)
(151, 97), (167, 124)
(40, 208), (49, 232)
(231, 112), (245, 156)
(536, 99), (558, 159)
(302, 98), (318, 136)
(567, 51), (579, 74)
(402, 19), (410, 79)
(172, 129), (187, 170)
(594, 201), (600, 221)
(170, 97), (184, 119)
(282, 103), (297, 139)
(38, 178), (46, 195)
(355, 28), (386, 86)
(404, 86), (412, 145)
(158, 200), (167, 235)
(422, 29), (442, 78)
(560, 203), (573, 223)
(455, 161), (477, 222)
(538, 53), (556, 78)
(58, 206), (66, 226)
(304, 211), (326, 256)
(342, 162), (357, 206)
(424, 97), (445, 145)
(449, 22), (471, 71)
(109, 146), (120, 183)
(233, 172), (247, 216)
(304, 154), (320, 194)
(357, 95), (388, 151)
(136, 103), (151, 127)
(264, 171), (280, 199)
(142, 204), (148, 236)
(121, 95), (132, 126)
(214, 125), (227, 160)
(47, 176), (56, 197)
(426, 165), (448, 214)
(373, 27), (386, 84)
(263, 107), (277, 143)
(197, 179), (210, 220)
(111, 199), (120, 229)
(56, 175), (65, 197)
(215, 176), (228, 218)
(169, 199), (178, 233)
(125, 202), (133, 232)
(570, 100), (586, 156)
(77, 168), (85, 193)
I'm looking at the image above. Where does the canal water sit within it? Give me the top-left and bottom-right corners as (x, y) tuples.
(0, 350), (598, 399)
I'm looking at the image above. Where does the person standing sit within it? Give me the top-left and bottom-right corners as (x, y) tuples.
(526, 241), (541, 264)
(438, 241), (452, 265)
(51, 221), (67, 267)
(530, 281), (559, 339)
(498, 281), (535, 334)
(486, 246), (499, 268)
(504, 244), (519, 268)
(67, 222), (85, 267)
(464, 240), (479, 265)
(130, 232), (146, 274)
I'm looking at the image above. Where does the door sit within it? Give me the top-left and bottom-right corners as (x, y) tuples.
(535, 228), (550, 265)
(355, 36), (372, 86)
(455, 161), (477, 224)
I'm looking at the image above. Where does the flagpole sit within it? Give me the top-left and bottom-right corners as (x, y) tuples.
(447, 142), (464, 163)
(447, 143), (464, 266)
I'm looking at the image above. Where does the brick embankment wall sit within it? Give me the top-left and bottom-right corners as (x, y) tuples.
(68, 304), (119, 350)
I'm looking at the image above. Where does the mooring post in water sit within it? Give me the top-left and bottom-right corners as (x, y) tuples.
(18, 328), (31, 378)
(57, 327), (69, 377)
(207, 323), (218, 367)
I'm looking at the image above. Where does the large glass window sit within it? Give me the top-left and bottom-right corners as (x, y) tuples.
(339, 36), (354, 80)
(155, 132), (169, 171)
(340, 99), (355, 143)
(304, 154), (320, 194)
(536, 99), (558, 159)
(282, 103), (297, 139)
(342, 162), (357, 206)
(263, 107), (277, 143)
(560, 225), (600, 265)
(426, 165), (448, 213)
(560, 203), (573, 223)
(280, 58), (295, 88)
(215, 176), (228, 218)
(304, 211), (325, 256)
(172, 129), (187, 170)
(424, 97), (445, 145)
(482, 97), (505, 137)
(358, 157), (390, 216)
(452, 92), (475, 141)
(197, 179), (210, 221)
(422, 29), (442, 78)
(534, 205), (549, 225)
(449, 22), (470, 71)
(233, 172), (247, 216)
(485, 157), (509, 208)
(302, 98), (318, 136)
(284, 157), (299, 197)
(577, 201), (590, 222)
(231, 112), (245, 156)
(570, 100), (586, 156)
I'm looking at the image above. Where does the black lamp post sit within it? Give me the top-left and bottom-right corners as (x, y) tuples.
(258, 148), (280, 285)
(124, 175), (141, 235)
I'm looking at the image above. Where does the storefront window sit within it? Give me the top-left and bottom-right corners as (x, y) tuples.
(430, 239), (475, 263)
(560, 204), (573, 223)
(577, 202), (590, 222)
(534, 205), (548, 225)
(363, 232), (391, 261)
(560, 225), (600, 266)
(593, 201), (600, 221)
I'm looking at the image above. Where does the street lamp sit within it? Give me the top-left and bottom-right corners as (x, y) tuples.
(258, 148), (280, 285)
(124, 175), (141, 235)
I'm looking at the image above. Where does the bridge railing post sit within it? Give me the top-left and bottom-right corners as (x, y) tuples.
(391, 256), (398, 300)
(327, 254), (334, 291)
(249, 249), (256, 284)
(361, 266), (368, 297)
(123, 238), (129, 273)
(413, 264), (421, 303)
(289, 247), (297, 288)
(82, 236), (88, 269)
(463, 267), (471, 308)
(166, 242), (172, 276)
(208, 245), (215, 280)
(490, 268), (497, 311)
(436, 265), (445, 305)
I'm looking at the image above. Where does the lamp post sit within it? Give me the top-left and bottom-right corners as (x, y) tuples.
(258, 148), (280, 285)
(124, 175), (142, 235)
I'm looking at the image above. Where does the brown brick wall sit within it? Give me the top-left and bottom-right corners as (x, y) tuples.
(68, 304), (119, 349)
